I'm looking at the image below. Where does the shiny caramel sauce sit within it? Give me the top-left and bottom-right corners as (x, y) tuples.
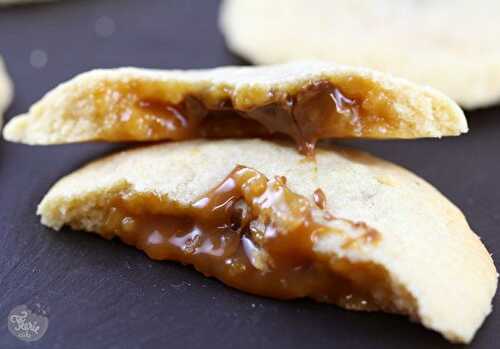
(313, 188), (327, 210)
(89, 166), (415, 313)
(91, 80), (398, 156)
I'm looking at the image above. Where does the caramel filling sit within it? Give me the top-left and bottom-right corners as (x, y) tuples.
(92, 81), (398, 155)
(85, 166), (415, 313)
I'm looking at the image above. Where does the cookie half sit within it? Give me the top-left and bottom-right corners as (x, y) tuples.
(38, 139), (497, 343)
(3, 62), (467, 154)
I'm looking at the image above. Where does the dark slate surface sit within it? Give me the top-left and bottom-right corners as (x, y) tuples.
(0, 0), (498, 348)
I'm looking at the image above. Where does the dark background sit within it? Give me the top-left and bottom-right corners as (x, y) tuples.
(0, 0), (498, 348)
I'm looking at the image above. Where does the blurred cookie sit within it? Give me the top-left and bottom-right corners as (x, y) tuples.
(220, 0), (500, 108)
(0, 0), (53, 5)
(0, 56), (13, 127)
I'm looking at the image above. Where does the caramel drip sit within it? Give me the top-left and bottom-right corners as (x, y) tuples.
(92, 81), (398, 155)
(94, 166), (395, 311)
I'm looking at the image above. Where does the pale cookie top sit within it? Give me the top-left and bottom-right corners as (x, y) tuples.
(39, 139), (497, 344)
(3, 61), (467, 153)
(220, 0), (500, 108)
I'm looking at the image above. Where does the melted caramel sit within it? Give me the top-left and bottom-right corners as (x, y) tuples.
(91, 81), (398, 155)
(85, 166), (417, 314)
(313, 188), (327, 210)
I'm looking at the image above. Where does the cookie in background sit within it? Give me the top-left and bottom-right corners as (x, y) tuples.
(0, 56), (13, 128)
(0, 0), (54, 5)
(220, 0), (500, 109)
